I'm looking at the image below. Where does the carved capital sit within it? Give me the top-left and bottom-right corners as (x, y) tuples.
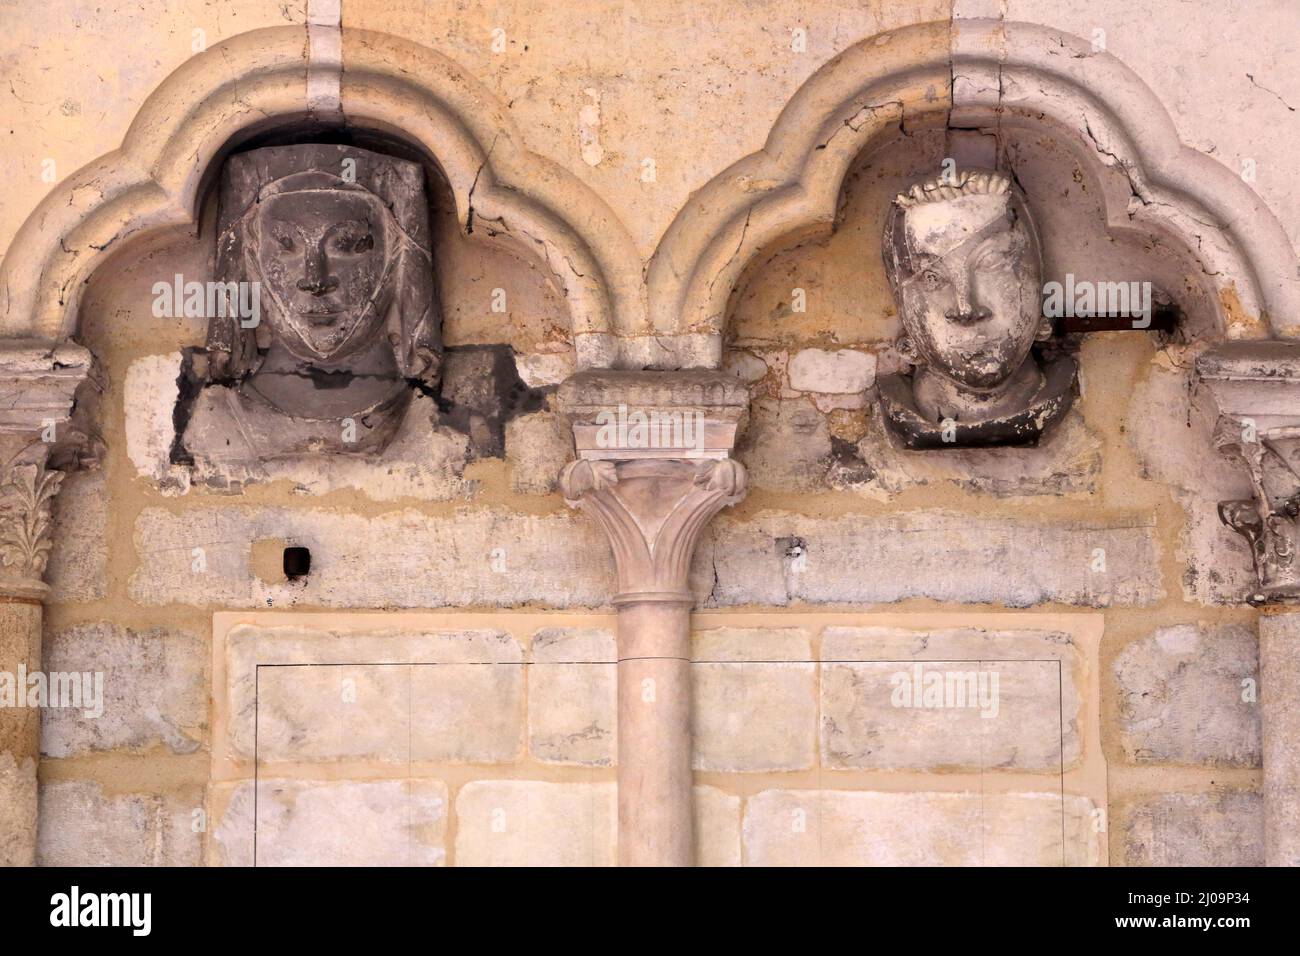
(1199, 342), (1300, 604)
(0, 338), (95, 600)
(560, 457), (746, 604)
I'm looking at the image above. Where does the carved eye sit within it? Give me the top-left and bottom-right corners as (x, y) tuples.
(276, 235), (295, 253)
(353, 234), (373, 253)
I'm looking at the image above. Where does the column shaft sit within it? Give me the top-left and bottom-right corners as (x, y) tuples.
(0, 599), (42, 866)
(615, 600), (692, 867)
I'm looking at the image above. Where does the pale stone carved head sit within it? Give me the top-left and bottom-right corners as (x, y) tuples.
(878, 168), (1075, 447)
(190, 144), (441, 458)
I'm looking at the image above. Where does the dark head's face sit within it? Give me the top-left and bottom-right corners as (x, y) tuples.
(255, 190), (391, 361)
(888, 190), (1042, 390)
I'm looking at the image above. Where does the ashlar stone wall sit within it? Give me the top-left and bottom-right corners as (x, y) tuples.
(10, 0), (1294, 866)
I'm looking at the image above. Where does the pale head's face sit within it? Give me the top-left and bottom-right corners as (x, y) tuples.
(889, 191), (1042, 390)
(255, 190), (390, 361)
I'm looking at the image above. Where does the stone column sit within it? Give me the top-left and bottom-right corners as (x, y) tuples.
(557, 371), (748, 866)
(0, 341), (92, 866)
(1258, 612), (1300, 865)
(1199, 342), (1300, 867)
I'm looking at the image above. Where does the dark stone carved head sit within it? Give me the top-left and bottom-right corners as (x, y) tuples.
(879, 168), (1074, 447)
(205, 143), (440, 400)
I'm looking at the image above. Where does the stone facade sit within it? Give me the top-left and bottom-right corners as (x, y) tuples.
(3, 0), (1297, 866)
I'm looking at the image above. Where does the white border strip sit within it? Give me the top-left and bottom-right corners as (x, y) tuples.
(306, 0), (342, 115)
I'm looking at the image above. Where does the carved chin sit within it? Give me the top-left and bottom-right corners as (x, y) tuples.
(933, 354), (1017, 390)
(286, 316), (364, 358)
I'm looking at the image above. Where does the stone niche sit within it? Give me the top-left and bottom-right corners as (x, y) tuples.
(87, 132), (573, 500)
(728, 124), (1215, 498)
(209, 610), (1105, 867)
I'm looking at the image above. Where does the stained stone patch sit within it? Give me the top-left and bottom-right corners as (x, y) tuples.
(692, 659), (817, 772)
(787, 348), (876, 393)
(211, 778), (448, 867)
(46, 469), (108, 602)
(38, 780), (203, 867)
(1119, 790), (1263, 866)
(131, 506), (616, 608)
(694, 785), (741, 867)
(42, 622), (207, 758)
(735, 397), (832, 491)
(1114, 623), (1260, 767)
(819, 626), (1081, 771)
(409, 663), (524, 763)
(506, 408), (572, 495)
(528, 627), (616, 766)
(850, 408), (1102, 497)
(454, 780), (616, 866)
(743, 789), (1100, 866)
(706, 511), (1164, 608)
(222, 625), (523, 763)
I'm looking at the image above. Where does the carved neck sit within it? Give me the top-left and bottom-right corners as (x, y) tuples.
(244, 333), (405, 419)
(913, 357), (1043, 423)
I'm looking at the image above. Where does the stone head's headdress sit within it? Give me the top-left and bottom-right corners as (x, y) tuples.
(205, 143), (441, 386)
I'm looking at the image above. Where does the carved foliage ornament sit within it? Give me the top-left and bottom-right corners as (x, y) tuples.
(0, 460), (62, 582)
(878, 168), (1076, 448)
(1218, 426), (1300, 604)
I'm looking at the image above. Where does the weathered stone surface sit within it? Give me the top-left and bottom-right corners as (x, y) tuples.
(528, 627), (616, 766)
(38, 780), (203, 866)
(0, 754), (36, 866)
(42, 623), (207, 758)
(506, 409), (571, 495)
(853, 409), (1101, 498)
(1114, 623), (1260, 767)
(706, 511), (1164, 607)
(126, 352), (477, 500)
(46, 469), (108, 602)
(822, 660), (1065, 771)
(254, 664), (412, 764)
(788, 348), (876, 394)
(743, 789), (1100, 866)
(693, 658), (816, 772)
(1119, 791), (1263, 866)
(514, 351), (573, 389)
(223, 625), (523, 762)
(819, 626), (1081, 770)
(692, 626), (811, 662)
(410, 663), (523, 763)
(694, 785), (741, 867)
(722, 349), (769, 385)
(736, 397), (831, 491)
(211, 778), (447, 866)
(131, 506), (616, 608)
(454, 780), (616, 866)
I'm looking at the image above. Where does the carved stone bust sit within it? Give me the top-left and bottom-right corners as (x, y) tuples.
(181, 144), (440, 462)
(877, 168), (1076, 448)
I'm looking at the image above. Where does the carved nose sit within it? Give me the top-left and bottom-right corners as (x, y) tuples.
(945, 306), (992, 326)
(296, 274), (339, 296)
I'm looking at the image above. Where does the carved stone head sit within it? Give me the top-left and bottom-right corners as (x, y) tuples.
(205, 143), (441, 397)
(183, 144), (442, 461)
(878, 168), (1074, 447)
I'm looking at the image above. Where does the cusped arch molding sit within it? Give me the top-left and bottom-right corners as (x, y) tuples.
(0, 25), (644, 369)
(648, 18), (1300, 366)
